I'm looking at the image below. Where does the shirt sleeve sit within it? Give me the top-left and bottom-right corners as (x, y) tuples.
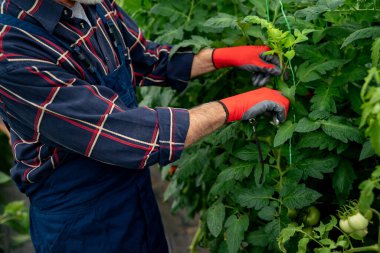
(114, 4), (194, 92)
(0, 61), (189, 169)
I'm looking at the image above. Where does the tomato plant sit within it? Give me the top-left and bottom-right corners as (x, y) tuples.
(120, 0), (380, 252)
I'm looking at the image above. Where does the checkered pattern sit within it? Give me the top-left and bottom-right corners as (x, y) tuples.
(0, 0), (193, 191)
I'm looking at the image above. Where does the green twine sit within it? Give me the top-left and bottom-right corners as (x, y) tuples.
(266, 0), (296, 165)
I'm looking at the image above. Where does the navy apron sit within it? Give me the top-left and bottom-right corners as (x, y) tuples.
(0, 7), (168, 253)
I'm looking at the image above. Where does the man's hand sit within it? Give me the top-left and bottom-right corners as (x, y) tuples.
(185, 87), (289, 147)
(219, 87), (289, 123)
(212, 46), (282, 86)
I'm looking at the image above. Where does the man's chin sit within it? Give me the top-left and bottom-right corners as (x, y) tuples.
(73, 0), (102, 5)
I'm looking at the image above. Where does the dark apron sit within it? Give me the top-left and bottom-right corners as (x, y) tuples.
(0, 7), (168, 253)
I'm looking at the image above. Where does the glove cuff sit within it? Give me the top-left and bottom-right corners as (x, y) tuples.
(216, 100), (229, 124)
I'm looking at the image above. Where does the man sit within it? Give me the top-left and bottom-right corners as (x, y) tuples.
(0, 0), (289, 252)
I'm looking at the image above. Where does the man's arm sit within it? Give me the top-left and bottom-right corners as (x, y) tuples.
(190, 49), (216, 78)
(185, 87), (290, 147)
(185, 102), (225, 147)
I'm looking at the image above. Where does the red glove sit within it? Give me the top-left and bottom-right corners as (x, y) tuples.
(212, 46), (282, 86)
(219, 87), (289, 123)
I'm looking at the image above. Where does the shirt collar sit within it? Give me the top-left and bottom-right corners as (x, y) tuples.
(12, 0), (65, 34)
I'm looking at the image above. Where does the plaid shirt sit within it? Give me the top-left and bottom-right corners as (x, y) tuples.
(0, 0), (193, 192)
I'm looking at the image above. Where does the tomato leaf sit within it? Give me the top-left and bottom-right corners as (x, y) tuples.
(296, 156), (339, 180)
(332, 160), (356, 200)
(295, 117), (321, 133)
(246, 228), (268, 247)
(233, 143), (269, 161)
(274, 121), (296, 147)
(341, 27), (380, 48)
(234, 186), (274, 210)
(225, 214), (249, 253)
(297, 238), (310, 253)
(216, 162), (252, 182)
(207, 202), (225, 237)
(321, 117), (363, 143)
(280, 184), (322, 209)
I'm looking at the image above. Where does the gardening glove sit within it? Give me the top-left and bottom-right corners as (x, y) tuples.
(212, 46), (282, 86)
(219, 87), (289, 123)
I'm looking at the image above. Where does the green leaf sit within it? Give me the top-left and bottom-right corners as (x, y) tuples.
(278, 82), (296, 104)
(274, 121), (296, 147)
(246, 228), (268, 247)
(309, 110), (330, 121)
(0, 171), (11, 184)
(321, 117), (363, 143)
(294, 6), (329, 21)
(314, 216), (337, 238)
(216, 163), (252, 182)
(341, 27), (380, 48)
(207, 202), (226, 237)
(332, 160), (356, 200)
(150, 3), (186, 18)
(367, 114), (380, 156)
(280, 184), (322, 209)
(170, 35), (212, 56)
(297, 238), (310, 253)
(4, 201), (26, 215)
(225, 214), (249, 253)
(258, 206), (276, 221)
(315, 248), (332, 253)
(265, 219), (283, 250)
(204, 13), (239, 29)
(296, 156), (339, 180)
(296, 44), (327, 62)
(215, 123), (239, 145)
(295, 118), (321, 133)
(298, 132), (338, 151)
(372, 38), (380, 68)
(176, 149), (209, 180)
(359, 141), (376, 161)
(297, 60), (347, 83)
(284, 50), (296, 60)
(155, 28), (184, 44)
(234, 186), (274, 210)
(358, 166), (380, 213)
(233, 143), (269, 161)
(359, 179), (375, 214)
(311, 85), (339, 113)
(278, 223), (299, 252)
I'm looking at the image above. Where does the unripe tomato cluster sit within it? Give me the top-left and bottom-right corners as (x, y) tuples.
(339, 211), (372, 240)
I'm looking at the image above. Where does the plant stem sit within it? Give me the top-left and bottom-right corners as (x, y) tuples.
(345, 245), (379, 253)
(370, 208), (380, 252)
(189, 219), (202, 253)
(186, 0), (195, 23)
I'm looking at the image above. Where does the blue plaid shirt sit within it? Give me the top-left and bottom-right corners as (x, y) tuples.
(0, 0), (193, 192)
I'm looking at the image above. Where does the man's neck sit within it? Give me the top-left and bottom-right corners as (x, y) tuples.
(55, 0), (76, 8)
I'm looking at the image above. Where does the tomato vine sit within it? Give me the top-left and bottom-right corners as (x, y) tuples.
(120, 0), (380, 252)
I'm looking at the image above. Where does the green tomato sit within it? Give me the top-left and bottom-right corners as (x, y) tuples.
(303, 206), (320, 226)
(287, 208), (297, 219)
(350, 229), (368, 241)
(339, 219), (355, 234)
(347, 213), (369, 231)
(302, 226), (313, 237)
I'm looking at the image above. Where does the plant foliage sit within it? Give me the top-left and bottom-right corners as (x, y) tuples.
(119, 0), (380, 252)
